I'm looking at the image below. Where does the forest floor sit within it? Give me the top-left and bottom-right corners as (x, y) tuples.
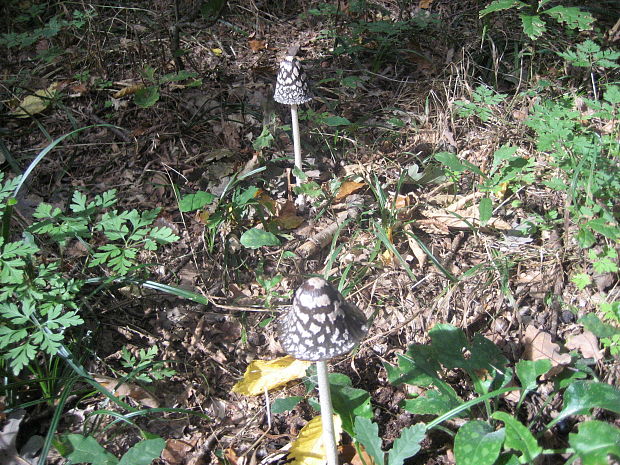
(1, 1), (619, 465)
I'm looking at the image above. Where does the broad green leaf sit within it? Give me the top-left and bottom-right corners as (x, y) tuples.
(134, 86), (159, 108)
(329, 373), (373, 436)
(64, 434), (118, 465)
(239, 228), (280, 248)
(520, 14), (546, 40)
(117, 438), (165, 465)
(388, 423), (426, 465)
(478, 197), (493, 225)
(324, 116), (351, 127)
(569, 420), (620, 465)
(515, 359), (552, 392)
(491, 412), (542, 463)
(434, 152), (484, 176)
(402, 389), (461, 415)
(557, 381), (620, 422)
(179, 191), (215, 212)
(272, 396), (303, 413)
(479, 0), (526, 18)
(454, 421), (504, 465)
(353, 417), (383, 465)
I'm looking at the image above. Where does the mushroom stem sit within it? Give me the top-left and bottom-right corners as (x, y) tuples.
(316, 360), (338, 465)
(290, 103), (302, 180)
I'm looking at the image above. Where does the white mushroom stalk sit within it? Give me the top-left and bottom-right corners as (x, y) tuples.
(273, 49), (312, 185)
(278, 278), (368, 465)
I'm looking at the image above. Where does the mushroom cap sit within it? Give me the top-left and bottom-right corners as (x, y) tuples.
(274, 56), (312, 105)
(278, 277), (368, 361)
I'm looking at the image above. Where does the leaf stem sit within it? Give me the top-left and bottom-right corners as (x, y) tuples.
(316, 360), (338, 465)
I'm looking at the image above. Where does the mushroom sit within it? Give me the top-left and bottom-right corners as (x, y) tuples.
(278, 277), (368, 465)
(274, 46), (312, 187)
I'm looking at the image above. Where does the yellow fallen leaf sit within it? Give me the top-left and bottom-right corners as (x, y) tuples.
(232, 355), (311, 396)
(212, 48), (223, 56)
(289, 415), (343, 465)
(334, 181), (365, 202)
(11, 84), (59, 117)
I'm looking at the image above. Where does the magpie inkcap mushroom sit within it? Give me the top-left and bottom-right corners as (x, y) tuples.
(278, 277), (368, 361)
(274, 55), (312, 105)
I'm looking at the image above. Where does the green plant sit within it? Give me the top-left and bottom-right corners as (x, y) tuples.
(119, 345), (176, 383)
(454, 85), (507, 122)
(133, 67), (202, 108)
(479, 1), (594, 41)
(56, 433), (165, 465)
(281, 323), (620, 464)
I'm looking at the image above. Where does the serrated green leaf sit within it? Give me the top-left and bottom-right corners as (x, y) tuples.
(571, 273), (592, 290)
(239, 228), (280, 249)
(353, 417), (383, 465)
(569, 420), (620, 465)
(544, 6), (594, 31)
(388, 423), (426, 465)
(253, 126), (274, 150)
(402, 388), (461, 415)
(64, 434), (118, 465)
(520, 14), (546, 40)
(70, 191), (88, 213)
(148, 227), (179, 244)
(117, 438), (165, 465)
(454, 421), (504, 465)
(179, 191), (215, 212)
(8, 342), (38, 375)
(491, 412), (542, 463)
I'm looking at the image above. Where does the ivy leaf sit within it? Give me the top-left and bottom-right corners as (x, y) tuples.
(134, 86), (160, 108)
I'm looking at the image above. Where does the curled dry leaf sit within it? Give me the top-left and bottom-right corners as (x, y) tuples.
(289, 415), (343, 465)
(566, 331), (603, 361)
(113, 84), (144, 99)
(522, 325), (572, 377)
(231, 356), (312, 396)
(93, 375), (160, 408)
(248, 39), (267, 52)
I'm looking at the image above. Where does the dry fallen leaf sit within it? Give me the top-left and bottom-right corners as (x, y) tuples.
(334, 181), (366, 202)
(248, 39), (267, 52)
(162, 439), (196, 465)
(419, 0), (433, 9)
(522, 325), (571, 377)
(11, 84), (59, 117)
(231, 356), (312, 396)
(566, 331), (602, 361)
(273, 200), (305, 230)
(339, 443), (378, 465)
(93, 375), (160, 408)
(289, 415), (343, 465)
(113, 84), (144, 99)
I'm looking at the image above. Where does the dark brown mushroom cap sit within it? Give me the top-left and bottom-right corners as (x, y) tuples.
(274, 56), (312, 105)
(278, 277), (368, 361)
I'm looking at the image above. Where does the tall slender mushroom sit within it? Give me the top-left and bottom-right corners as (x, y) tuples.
(273, 46), (313, 185)
(278, 277), (368, 465)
